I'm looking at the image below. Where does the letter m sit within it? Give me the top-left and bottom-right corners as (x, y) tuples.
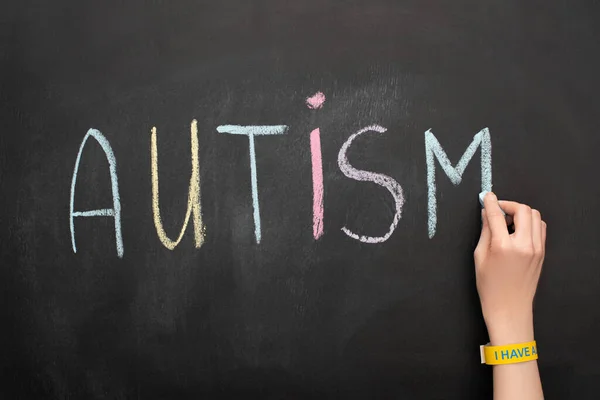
(425, 128), (492, 238)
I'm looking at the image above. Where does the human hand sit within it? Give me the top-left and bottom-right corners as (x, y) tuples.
(474, 192), (546, 345)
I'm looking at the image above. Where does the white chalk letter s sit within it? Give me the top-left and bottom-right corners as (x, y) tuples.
(425, 128), (492, 238)
(70, 129), (124, 257)
(338, 125), (405, 243)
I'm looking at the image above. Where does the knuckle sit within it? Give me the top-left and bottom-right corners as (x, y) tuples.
(474, 247), (486, 261)
(490, 238), (503, 248)
(517, 243), (535, 257)
(532, 209), (541, 219)
(518, 204), (532, 215)
(491, 239), (509, 253)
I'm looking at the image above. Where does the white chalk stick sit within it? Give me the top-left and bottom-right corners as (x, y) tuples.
(479, 191), (506, 216)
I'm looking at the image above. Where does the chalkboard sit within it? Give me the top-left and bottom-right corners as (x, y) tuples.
(2, 1), (599, 398)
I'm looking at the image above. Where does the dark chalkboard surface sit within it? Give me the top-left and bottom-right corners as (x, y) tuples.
(2, 1), (599, 398)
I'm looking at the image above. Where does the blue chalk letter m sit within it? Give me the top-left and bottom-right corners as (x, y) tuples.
(70, 129), (124, 257)
(425, 128), (492, 238)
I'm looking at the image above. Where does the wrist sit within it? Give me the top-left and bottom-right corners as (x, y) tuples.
(485, 313), (534, 345)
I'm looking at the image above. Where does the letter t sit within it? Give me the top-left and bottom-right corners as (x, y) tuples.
(216, 125), (288, 243)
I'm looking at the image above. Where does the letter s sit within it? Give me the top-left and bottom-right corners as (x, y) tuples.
(337, 125), (404, 243)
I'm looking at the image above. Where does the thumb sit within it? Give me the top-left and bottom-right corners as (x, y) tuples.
(483, 191), (509, 240)
(476, 209), (491, 256)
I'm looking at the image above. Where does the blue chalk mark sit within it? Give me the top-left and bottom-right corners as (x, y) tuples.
(217, 125), (288, 243)
(217, 125), (288, 136)
(72, 209), (115, 217)
(248, 134), (260, 243)
(70, 128), (123, 257)
(425, 128), (492, 239)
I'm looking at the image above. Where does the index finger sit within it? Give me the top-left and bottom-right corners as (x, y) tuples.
(483, 192), (510, 240)
(498, 200), (533, 240)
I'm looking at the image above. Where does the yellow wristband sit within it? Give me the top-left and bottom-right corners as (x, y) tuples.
(480, 341), (538, 365)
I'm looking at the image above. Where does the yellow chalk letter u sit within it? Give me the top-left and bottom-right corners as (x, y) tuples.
(150, 120), (205, 250)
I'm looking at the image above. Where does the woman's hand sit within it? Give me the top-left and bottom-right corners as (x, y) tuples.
(474, 192), (546, 345)
(475, 192), (546, 400)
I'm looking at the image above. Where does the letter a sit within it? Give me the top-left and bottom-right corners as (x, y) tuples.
(151, 120), (205, 250)
(70, 129), (124, 258)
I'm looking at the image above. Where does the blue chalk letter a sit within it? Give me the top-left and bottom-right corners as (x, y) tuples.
(70, 129), (124, 258)
(425, 128), (492, 238)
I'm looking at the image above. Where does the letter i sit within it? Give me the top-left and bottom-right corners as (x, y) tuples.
(306, 91), (326, 239)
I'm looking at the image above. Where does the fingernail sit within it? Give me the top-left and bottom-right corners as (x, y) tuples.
(488, 192), (497, 201)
